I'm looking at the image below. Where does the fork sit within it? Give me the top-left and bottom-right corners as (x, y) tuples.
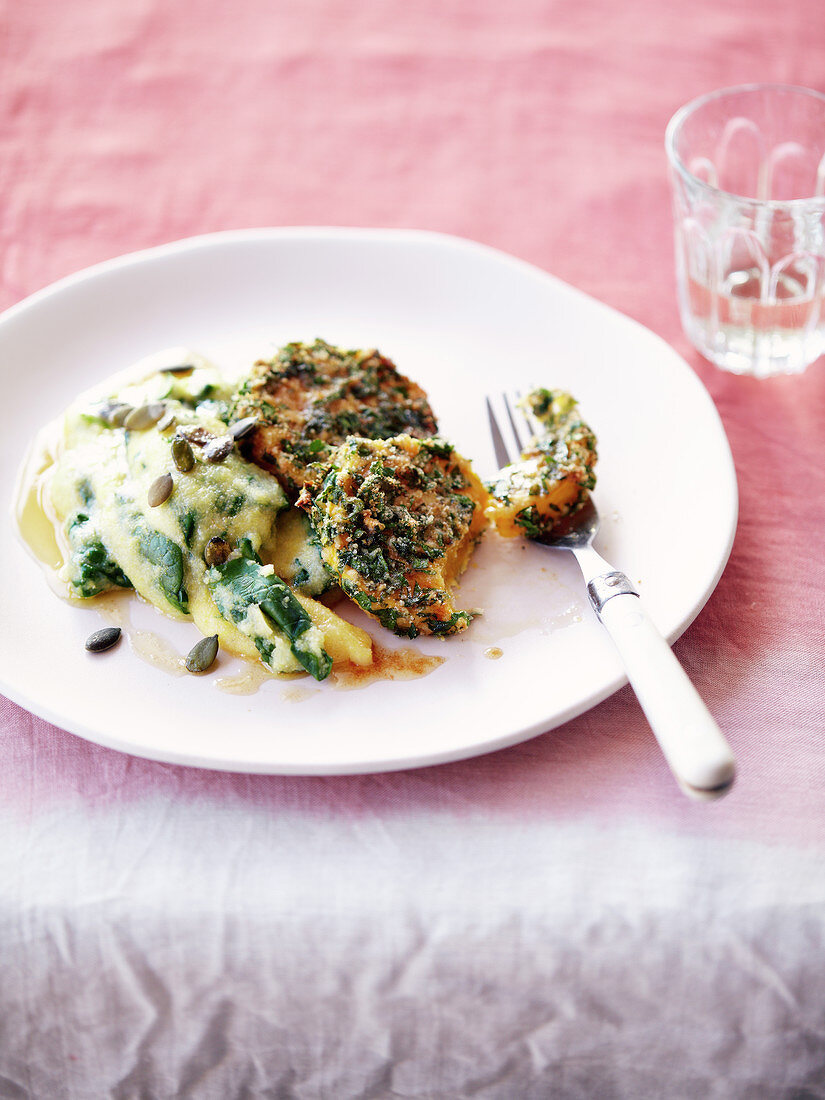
(486, 393), (736, 800)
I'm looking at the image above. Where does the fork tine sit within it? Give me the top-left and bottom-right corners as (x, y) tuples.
(503, 393), (526, 454)
(485, 396), (513, 468)
(487, 390), (540, 470)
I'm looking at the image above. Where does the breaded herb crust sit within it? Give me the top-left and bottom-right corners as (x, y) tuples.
(232, 340), (438, 500)
(486, 389), (597, 539)
(307, 435), (489, 638)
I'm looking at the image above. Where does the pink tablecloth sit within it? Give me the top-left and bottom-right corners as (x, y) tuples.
(2, 2), (825, 1097)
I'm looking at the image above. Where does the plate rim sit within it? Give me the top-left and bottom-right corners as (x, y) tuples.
(0, 226), (739, 773)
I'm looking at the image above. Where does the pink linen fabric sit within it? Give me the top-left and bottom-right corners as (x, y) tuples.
(2, 1), (825, 1097)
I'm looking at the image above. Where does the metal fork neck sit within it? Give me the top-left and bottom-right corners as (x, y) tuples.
(586, 571), (639, 615)
(571, 545), (639, 616)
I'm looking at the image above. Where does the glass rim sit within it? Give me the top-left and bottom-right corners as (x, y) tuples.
(665, 82), (825, 209)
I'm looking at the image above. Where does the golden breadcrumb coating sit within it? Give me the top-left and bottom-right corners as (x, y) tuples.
(232, 339), (437, 500)
(307, 434), (489, 638)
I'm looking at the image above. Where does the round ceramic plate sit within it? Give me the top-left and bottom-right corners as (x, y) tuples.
(0, 228), (737, 774)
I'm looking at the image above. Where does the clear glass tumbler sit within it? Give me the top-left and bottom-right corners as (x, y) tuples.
(666, 84), (825, 377)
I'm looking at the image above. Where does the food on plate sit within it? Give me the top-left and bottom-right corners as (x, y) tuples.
(486, 389), (597, 539)
(232, 339), (438, 500)
(267, 508), (335, 597)
(43, 355), (372, 681)
(306, 434), (489, 638)
(206, 538), (333, 681)
(20, 341), (596, 686)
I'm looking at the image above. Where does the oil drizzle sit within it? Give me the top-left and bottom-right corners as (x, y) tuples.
(217, 642), (446, 696)
(282, 685), (321, 704)
(95, 593), (187, 677)
(216, 664), (274, 696)
(330, 643), (445, 691)
(13, 425), (74, 599)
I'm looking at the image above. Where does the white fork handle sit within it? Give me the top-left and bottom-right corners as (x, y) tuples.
(596, 591), (735, 795)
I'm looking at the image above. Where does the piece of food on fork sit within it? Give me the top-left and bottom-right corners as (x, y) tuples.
(486, 388), (598, 539)
(484, 388), (735, 799)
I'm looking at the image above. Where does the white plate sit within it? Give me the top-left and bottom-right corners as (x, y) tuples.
(0, 228), (737, 774)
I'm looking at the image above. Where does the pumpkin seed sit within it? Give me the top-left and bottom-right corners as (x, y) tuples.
(178, 425), (214, 447)
(228, 416), (258, 441)
(124, 403), (166, 431)
(171, 436), (195, 472)
(157, 410), (177, 432)
(110, 404), (134, 427)
(203, 435), (234, 463)
(97, 401), (129, 426)
(160, 363), (195, 376)
(204, 536), (231, 566)
(85, 626), (122, 652)
(185, 634), (219, 674)
(148, 472), (173, 507)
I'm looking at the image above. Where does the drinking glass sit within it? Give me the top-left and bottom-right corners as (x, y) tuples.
(666, 84), (825, 377)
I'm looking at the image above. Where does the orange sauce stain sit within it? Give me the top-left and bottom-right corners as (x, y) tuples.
(330, 642), (445, 691)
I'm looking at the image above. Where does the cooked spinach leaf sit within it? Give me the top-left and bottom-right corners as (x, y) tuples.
(209, 549), (331, 681)
(66, 513), (132, 597)
(136, 526), (189, 614)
